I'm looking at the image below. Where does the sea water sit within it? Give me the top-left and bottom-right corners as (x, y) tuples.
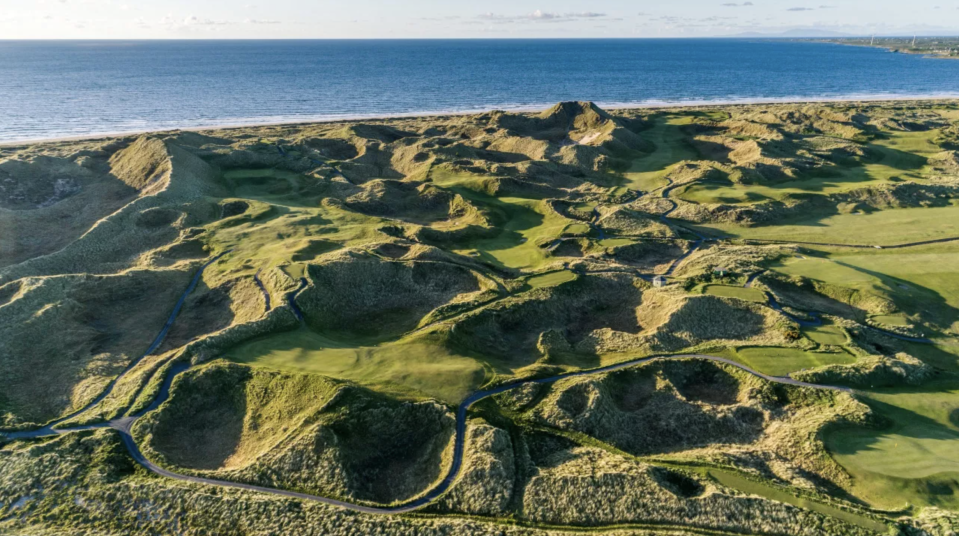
(2, 38), (959, 142)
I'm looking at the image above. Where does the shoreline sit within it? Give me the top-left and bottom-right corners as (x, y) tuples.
(3, 93), (959, 147)
(815, 39), (959, 61)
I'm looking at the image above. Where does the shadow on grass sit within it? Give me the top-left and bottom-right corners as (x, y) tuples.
(835, 261), (959, 336)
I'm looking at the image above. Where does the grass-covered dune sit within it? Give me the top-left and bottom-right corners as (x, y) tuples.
(498, 359), (870, 492)
(5, 99), (959, 534)
(135, 362), (455, 505)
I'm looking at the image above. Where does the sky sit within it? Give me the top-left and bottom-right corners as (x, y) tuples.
(1, 0), (958, 39)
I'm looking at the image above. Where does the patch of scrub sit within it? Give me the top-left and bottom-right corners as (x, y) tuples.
(10, 496), (33, 509)
(707, 470), (889, 533)
(734, 346), (856, 377)
(872, 313), (911, 327)
(227, 329), (485, 403)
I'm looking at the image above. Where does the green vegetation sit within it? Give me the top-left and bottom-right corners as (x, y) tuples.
(803, 321), (849, 346)
(770, 243), (959, 335)
(524, 270), (577, 289)
(136, 362), (455, 505)
(704, 202), (959, 245)
(679, 129), (941, 206)
(733, 346), (857, 377)
(826, 381), (959, 510)
(7, 99), (959, 534)
(706, 469), (890, 533)
(619, 113), (700, 192)
(819, 37), (959, 59)
(227, 329), (485, 403)
(701, 284), (766, 302)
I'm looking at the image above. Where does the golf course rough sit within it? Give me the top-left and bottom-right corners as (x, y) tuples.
(4, 99), (959, 535)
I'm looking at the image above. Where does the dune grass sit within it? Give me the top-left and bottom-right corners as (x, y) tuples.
(825, 380), (959, 510)
(707, 469), (890, 533)
(872, 313), (911, 326)
(733, 346), (857, 377)
(679, 130), (941, 206)
(226, 328), (486, 403)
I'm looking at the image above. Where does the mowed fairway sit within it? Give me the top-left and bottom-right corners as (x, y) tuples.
(226, 329), (486, 403)
(773, 244), (959, 335)
(619, 114), (700, 192)
(826, 382), (959, 509)
(451, 196), (570, 270)
(702, 202), (959, 245)
(525, 270), (577, 289)
(707, 470), (891, 533)
(802, 322), (848, 345)
(429, 169), (577, 270)
(733, 347), (856, 377)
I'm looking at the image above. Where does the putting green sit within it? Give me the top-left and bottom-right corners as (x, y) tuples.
(451, 196), (571, 270)
(701, 284), (766, 303)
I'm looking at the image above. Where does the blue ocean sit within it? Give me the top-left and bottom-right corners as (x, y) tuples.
(2, 39), (959, 142)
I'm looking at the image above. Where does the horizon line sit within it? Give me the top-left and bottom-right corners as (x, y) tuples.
(2, 35), (958, 42)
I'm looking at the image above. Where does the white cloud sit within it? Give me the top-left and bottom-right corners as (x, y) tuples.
(476, 10), (609, 24)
